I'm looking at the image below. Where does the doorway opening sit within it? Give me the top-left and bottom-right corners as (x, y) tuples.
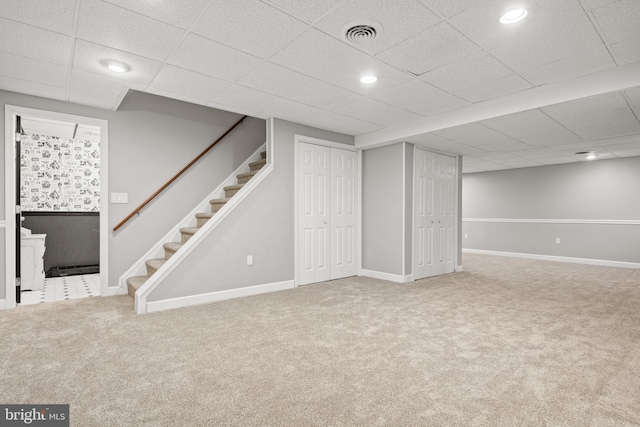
(4, 105), (109, 309)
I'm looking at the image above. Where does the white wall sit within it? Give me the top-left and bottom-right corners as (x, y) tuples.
(147, 119), (354, 301)
(1, 89), (265, 302)
(462, 156), (640, 264)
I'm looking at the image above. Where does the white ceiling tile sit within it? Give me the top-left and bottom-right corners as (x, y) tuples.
(572, 117), (640, 139)
(602, 140), (640, 151)
(412, 95), (471, 118)
(536, 156), (579, 165)
(517, 46), (616, 85)
(70, 69), (135, 97)
(77, 0), (185, 60)
(454, 74), (533, 103)
(417, 0), (478, 17)
(595, 132), (640, 146)
(608, 148), (640, 157)
(474, 139), (531, 152)
(445, 145), (489, 156)
(407, 135), (467, 154)
(315, 0), (441, 55)
(611, 36), (640, 65)
(509, 147), (566, 159)
(333, 120), (383, 135)
(406, 132), (452, 146)
(69, 89), (121, 110)
(370, 79), (465, 115)
(333, 97), (423, 126)
(271, 29), (412, 95)
(480, 109), (582, 145)
(433, 123), (518, 147)
(150, 66), (232, 103)
(459, 159), (502, 169)
(213, 85), (284, 117)
(548, 140), (602, 153)
(237, 62), (319, 99)
(377, 22), (481, 75)
(449, 0), (604, 70)
(626, 87), (640, 107)
(0, 76), (66, 101)
(101, 0), (211, 29)
(494, 158), (541, 167)
(580, 0), (619, 9)
(192, 0), (308, 59)
(146, 87), (209, 108)
(541, 91), (630, 129)
(0, 18), (72, 65)
(73, 40), (163, 85)
(168, 34), (262, 82)
(262, 0), (346, 24)
(592, 0), (640, 43)
(473, 152), (525, 161)
(290, 80), (361, 110)
(463, 166), (484, 173)
(0, 0), (76, 35)
(419, 51), (513, 93)
(0, 52), (67, 87)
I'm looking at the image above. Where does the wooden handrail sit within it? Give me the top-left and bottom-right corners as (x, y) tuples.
(113, 115), (248, 232)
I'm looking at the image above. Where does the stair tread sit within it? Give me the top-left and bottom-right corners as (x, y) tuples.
(249, 159), (267, 167)
(146, 258), (166, 269)
(163, 242), (184, 251)
(195, 212), (215, 218)
(224, 183), (244, 191)
(127, 275), (148, 288)
(237, 170), (259, 179)
(210, 198), (231, 204)
(180, 227), (199, 234)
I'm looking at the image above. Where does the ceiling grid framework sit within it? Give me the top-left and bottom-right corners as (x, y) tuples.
(0, 0), (639, 172)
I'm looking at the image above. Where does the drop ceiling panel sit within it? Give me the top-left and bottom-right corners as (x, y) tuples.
(289, 80), (361, 110)
(263, 0), (346, 24)
(603, 140), (640, 151)
(611, 36), (640, 65)
(69, 69), (133, 97)
(73, 40), (163, 85)
(270, 28), (412, 95)
(548, 140), (602, 153)
(0, 52), (68, 88)
(377, 22), (481, 75)
(101, 0), (211, 29)
(264, 100), (358, 130)
(369, 79), (465, 115)
(572, 116), (640, 139)
(468, 152), (523, 162)
(0, 0), (76, 35)
(595, 133), (640, 146)
(236, 62), (319, 99)
(0, 76), (66, 101)
(213, 85), (284, 117)
(332, 96), (423, 127)
(445, 145), (488, 156)
(192, 0), (308, 58)
(474, 139), (531, 152)
(69, 89), (121, 110)
(150, 66), (231, 103)
(333, 120), (383, 135)
(315, 0), (441, 55)
(509, 147), (568, 160)
(626, 87), (640, 107)
(419, 51), (513, 93)
(0, 18), (72, 65)
(517, 46), (616, 85)
(610, 148), (640, 157)
(454, 74), (532, 103)
(536, 156), (579, 165)
(77, 0), (185, 60)
(592, 0), (640, 43)
(433, 123), (519, 147)
(449, 0), (604, 71)
(168, 34), (262, 82)
(417, 0), (478, 18)
(480, 109), (582, 146)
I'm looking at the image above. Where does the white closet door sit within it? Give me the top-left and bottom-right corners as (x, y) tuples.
(331, 149), (358, 280)
(414, 147), (456, 280)
(298, 142), (331, 286)
(413, 148), (438, 280)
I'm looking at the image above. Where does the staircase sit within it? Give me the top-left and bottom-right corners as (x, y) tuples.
(126, 151), (267, 297)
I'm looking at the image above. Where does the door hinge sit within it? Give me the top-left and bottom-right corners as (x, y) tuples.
(15, 132), (21, 142)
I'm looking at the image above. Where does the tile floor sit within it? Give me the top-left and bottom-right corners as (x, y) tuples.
(19, 274), (100, 305)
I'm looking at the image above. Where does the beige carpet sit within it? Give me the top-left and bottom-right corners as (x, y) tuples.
(2, 253), (640, 426)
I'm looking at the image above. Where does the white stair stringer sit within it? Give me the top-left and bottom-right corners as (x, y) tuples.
(134, 151), (273, 313)
(117, 142), (267, 294)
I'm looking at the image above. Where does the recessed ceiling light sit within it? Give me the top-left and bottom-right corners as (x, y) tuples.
(360, 75), (377, 84)
(500, 8), (528, 24)
(586, 153), (597, 160)
(576, 151), (597, 160)
(101, 60), (131, 73)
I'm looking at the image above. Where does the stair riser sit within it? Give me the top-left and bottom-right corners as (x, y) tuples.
(196, 217), (211, 227)
(249, 163), (265, 172)
(210, 202), (226, 213)
(164, 249), (177, 259)
(146, 265), (158, 276)
(237, 175), (252, 184)
(127, 284), (136, 297)
(225, 188), (241, 198)
(181, 232), (194, 243)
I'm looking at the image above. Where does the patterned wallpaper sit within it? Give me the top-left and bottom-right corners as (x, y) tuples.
(20, 134), (101, 212)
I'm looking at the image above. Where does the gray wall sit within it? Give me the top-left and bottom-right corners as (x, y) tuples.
(362, 143), (404, 276)
(1, 89), (266, 301)
(404, 143), (414, 275)
(462, 156), (640, 263)
(148, 119), (353, 301)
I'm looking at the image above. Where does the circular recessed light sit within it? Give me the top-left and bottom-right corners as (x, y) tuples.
(360, 75), (377, 84)
(500, 8), (528, 24)
(101, 60), (131, 73)
(586, 153), (597, 160)
(576, 151), (597, 160)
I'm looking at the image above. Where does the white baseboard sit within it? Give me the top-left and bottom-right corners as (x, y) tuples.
(463, 249), (640, 269)
(361, 269), (405, 283)
(404, 274), (414, 283)
(101, 286), (128, 297)
(145, 280), (295, 313)
(455, 265), (464, 272)
(0, 299), (6, 310)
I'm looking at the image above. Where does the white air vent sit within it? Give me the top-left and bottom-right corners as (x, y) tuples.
(341, 20), (383, 44)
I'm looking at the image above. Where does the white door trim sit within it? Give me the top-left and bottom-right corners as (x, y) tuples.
(4, 105), (109, 309)
(294, 134), (360, 287)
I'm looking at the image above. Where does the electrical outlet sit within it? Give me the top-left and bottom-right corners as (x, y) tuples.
(247, 255), (253, 266)
(555, 238), (561, 244)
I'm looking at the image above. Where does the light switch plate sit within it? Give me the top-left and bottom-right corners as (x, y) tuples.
(111, 192), (128, 204)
